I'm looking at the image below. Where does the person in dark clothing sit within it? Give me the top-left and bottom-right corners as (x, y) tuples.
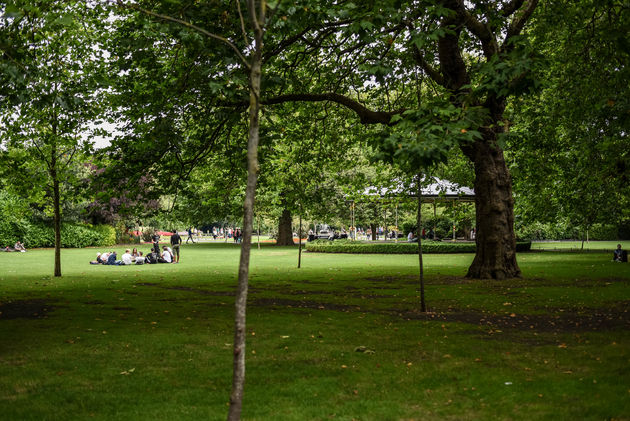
(145, 250), (158, 264)
(613, 244), (627, 262)
(170, 230), (182, 263)
(186, 227), (195, 244)
(151, 233), (161, 254)
(106, 252), (117, 265)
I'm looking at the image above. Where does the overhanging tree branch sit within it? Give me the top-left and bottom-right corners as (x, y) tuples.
(455, 1), (499, 57)
(115, 0), (251, 69)
(260, 93), (403, 125)
(501, 0), (526, 17)
(504, 0), (539, 44)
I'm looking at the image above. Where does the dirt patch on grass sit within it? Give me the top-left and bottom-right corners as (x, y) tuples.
(0, 299), (54, 319)
(135, 282), (235, 297)
(135, 278), (630, 334)
(251, 297), (361, 313)
(399, 305), (630, 333)
(164, 286), (234, 296)
(247, 296), (630, 334)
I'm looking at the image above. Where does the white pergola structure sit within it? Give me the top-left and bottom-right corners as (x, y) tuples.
(353, 177), (475, 241)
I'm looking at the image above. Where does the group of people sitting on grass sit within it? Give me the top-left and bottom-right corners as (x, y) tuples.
(4, 241), (27, 252)
(90, 245), (178, 265)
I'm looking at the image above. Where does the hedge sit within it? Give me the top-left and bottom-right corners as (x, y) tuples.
(0, 222), (117, 249)
(304, 239), (532, 254)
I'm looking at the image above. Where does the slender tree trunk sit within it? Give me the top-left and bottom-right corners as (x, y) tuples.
(51, 147), (62, 278)
(228, 2), (264, 419)
(276, 208), (294, 245)
(298, 213), (302, 268)
(416, 174), (425, 312)
(465, 135), (521, 280)
(49, 116), (62, 278)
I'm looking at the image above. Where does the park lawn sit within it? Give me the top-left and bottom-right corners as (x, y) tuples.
(0, 244), (629, 420)
(531, 240), (630, 251)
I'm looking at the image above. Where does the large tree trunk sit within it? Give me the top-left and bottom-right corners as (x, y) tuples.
(369, 223), (377, 241)
(276, 208), (294, 245)
(465, 136), (521, 280)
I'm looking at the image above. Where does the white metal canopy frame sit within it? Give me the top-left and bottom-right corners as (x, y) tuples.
(352, 177), (476, 241)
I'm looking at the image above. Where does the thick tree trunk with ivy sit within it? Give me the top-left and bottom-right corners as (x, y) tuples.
(463, 130), (520, 280)
(276, 208), (294, 246)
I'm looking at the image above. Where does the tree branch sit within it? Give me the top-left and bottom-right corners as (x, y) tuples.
(411, 45), (445, 87)
(455, 1), (499, 57)
(504, 0), (539, 45)
(115, 0), (250, 69)
(501, 0), (525, 17)
(256, 93), (403, 125)
(235, 0), (250, 48)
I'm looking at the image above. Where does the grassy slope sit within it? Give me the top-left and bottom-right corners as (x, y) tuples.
(0, 243), (629, 420)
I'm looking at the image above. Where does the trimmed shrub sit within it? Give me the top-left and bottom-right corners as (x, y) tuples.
(1, 222), (118, 249)
(92, 225), (117, 247)
(305, 239), (531, 254)
(60, 224), (102, 248)
(24, 223), (56, 248)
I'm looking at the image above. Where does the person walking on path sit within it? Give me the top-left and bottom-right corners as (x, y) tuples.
(186, 227), (195, 244)
(171, 230), (182, 263)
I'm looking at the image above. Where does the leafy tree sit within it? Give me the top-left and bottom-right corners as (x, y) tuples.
(508, 0), (629, 242)
(0, 0), (106, 276)
(256, 101), (364, 245)
(227, 0), (541, 279)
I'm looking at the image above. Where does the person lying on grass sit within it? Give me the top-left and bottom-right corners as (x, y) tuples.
(89, 251), (116, 265)
(4, 242), (26, 252)
(89, 252), (103, 264)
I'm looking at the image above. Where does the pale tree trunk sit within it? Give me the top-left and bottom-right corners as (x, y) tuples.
(276, 208), (294, 245)
(227, 1), (265, 419)
(51, 144), (62, 278)
(416, 174), (426, 312)
(298, 213), (302, 268)
(49, 114), (62, 278)
(465, 135), (521, 280)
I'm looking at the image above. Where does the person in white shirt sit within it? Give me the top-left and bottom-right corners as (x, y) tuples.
(135, 251), (146, 265)
(161, 246), (173, 263)
(121, 249), (133, 265)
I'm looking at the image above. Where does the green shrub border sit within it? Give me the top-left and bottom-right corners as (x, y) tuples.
(304, 239), (532, 254)
(0, 222), (117, 249)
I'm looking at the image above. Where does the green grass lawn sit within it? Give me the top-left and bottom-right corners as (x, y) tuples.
(1, 243), (629, 420)
(531, 240), (630, 251)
